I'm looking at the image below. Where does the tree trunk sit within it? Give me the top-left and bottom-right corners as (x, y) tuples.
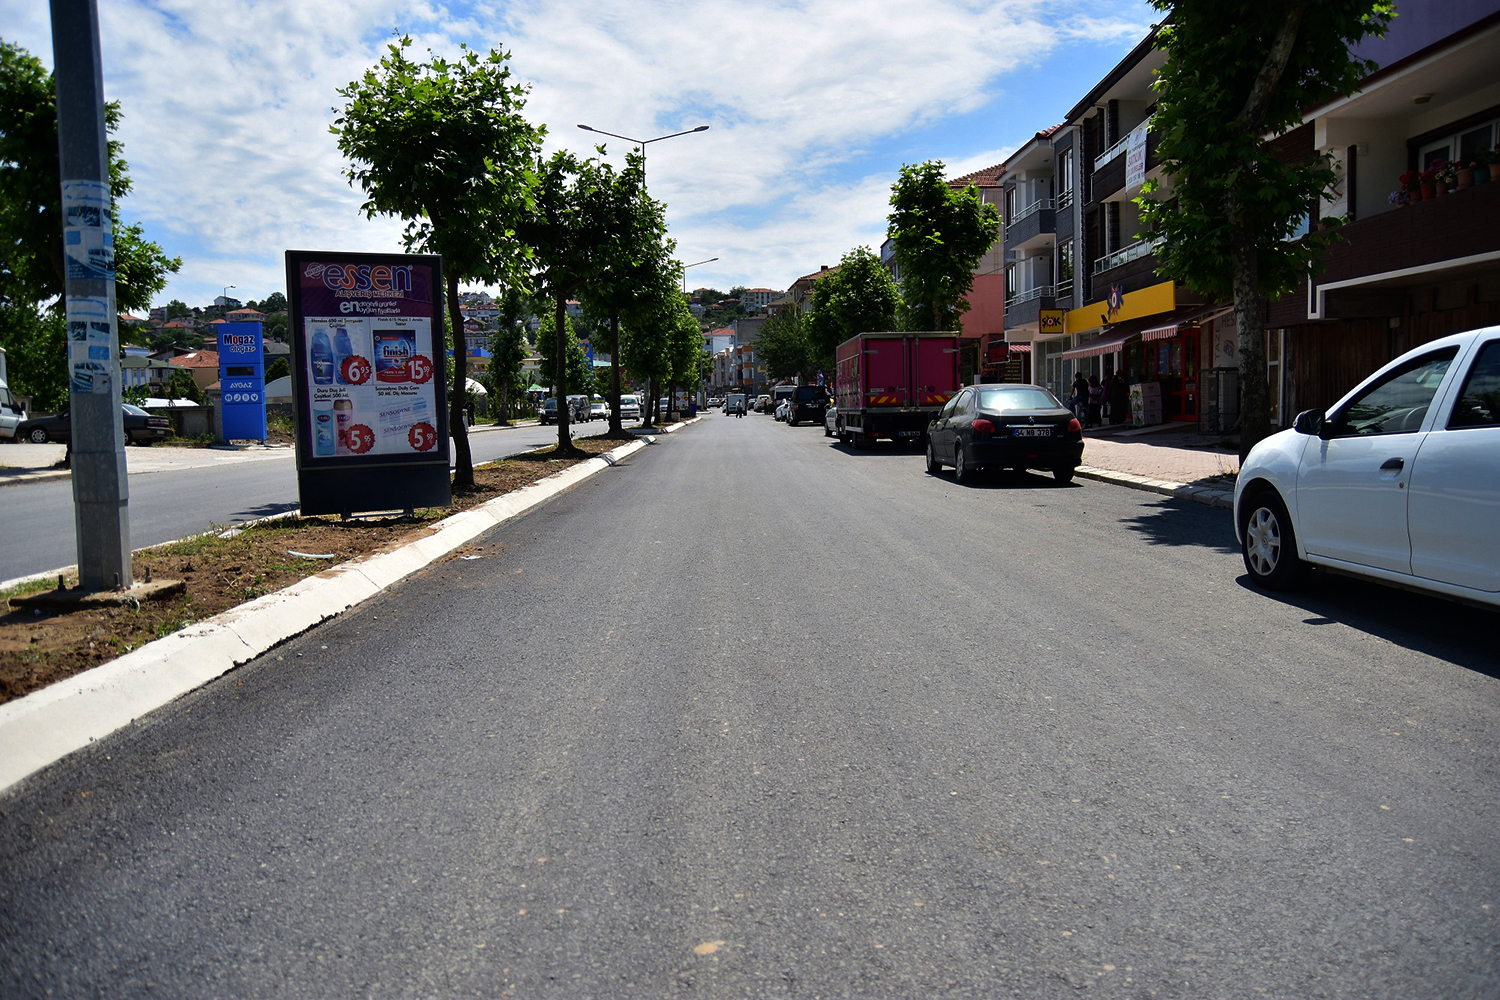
(554, 291), (571, 450)
(642, 377), (654, 429)
(608, 314), (623, 435)
(1230, 209), (1270, 463)
(446, 271), (474, 490)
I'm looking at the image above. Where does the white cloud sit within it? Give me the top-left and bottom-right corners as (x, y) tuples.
(3, 0), (1155, 304)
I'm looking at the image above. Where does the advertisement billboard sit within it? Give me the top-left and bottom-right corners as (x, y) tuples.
(218, 322), (266, 441)
(286, 250), (450, 516)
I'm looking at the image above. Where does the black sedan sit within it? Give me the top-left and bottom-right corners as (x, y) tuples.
(18, 403), (172, 445)
(925, 384), (1084, 483)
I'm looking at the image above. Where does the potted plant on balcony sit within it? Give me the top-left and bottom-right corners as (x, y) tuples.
(1426, 158), (1455, 197)
(1456, 158), (1476, 190)
(1398, 169), (1422, 204)
(1474, 147), (1500, 184)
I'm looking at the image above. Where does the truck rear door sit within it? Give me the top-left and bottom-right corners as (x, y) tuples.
(912, 338), (959, 406)
(864, 338), (908, 407)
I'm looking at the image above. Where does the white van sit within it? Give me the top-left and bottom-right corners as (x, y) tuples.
(0, 379), (25, 440)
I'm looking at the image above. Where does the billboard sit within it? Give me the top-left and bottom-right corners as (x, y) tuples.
(286, 251), (450, 516)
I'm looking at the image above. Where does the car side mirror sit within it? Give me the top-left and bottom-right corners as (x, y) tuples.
(1293, 408), (1325, 436)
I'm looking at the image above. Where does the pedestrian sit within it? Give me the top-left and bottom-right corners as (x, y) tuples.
(1087, 374), (1104, 428)
(1107, 370), (1130, 425)
(1071, 371), (1089, 421)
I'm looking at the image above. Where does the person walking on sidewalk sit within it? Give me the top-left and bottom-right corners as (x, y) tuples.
(1071, 372), (1089, 423)
(1086, 374), (1104, 428)
(1106, 370), (1129, 425)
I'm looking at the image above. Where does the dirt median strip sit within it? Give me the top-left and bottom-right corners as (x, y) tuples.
(0, 433), (662, 794)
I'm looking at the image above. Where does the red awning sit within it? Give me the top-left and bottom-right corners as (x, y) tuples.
(1060, 328), (1139, 360)
(1004, 342), (1032, 353)
(1142, 323), (1179, 342)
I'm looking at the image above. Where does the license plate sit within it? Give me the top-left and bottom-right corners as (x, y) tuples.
(898, 430), (921, 438)
(1013, 427), (1051, 437)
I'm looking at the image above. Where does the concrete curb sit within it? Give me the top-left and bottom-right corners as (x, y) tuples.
(0, 435), (662, 795)
(1075, 465), (1235, 509)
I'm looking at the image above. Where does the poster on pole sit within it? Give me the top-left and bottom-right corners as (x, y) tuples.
(286, 250), (450, 516)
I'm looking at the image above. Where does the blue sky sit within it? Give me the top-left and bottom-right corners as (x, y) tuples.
(3, 0), (1157, 309)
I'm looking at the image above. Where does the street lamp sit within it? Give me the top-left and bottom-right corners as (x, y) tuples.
(222, 284), (235, 315)
(576, 123), (709, 185)
(577, 122), (709, 424)
(681, 256), (718, 293)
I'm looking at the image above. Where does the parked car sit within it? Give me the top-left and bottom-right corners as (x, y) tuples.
(590, 400), (609, 421)
(538, 398), (557, 425)
(1235, 325), (1500, 608)
(618, 394), (641, 420)
(755, 394), (771, 413)
(824, 403), (838, 437)
(786, 384), (829, 426)
(18, 403), (172, 445)
(925, 384), (1084, 483)
(567, 394), (590, 422)
(774, 399), (790, 421)
(0, 378), (25, 440)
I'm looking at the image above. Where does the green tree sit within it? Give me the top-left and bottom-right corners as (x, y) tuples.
(1137, 0), (1393, 458)
(887, 161), (1000, 332)
(164, 299), (191, 319)
(518, 150), (621, 451)
(487, 290), (531, 423)
(578, 151), (673, 434)
(755, 307), (810, 383)
(807, 245), (900, 374)
(0, 40), (180, 404)
(264, 356), (291, 383)
(620, 261), (685, 427)
(534, 310), (593, 397)
(333, 37), (543, 488)
(258, 291), (287, 313)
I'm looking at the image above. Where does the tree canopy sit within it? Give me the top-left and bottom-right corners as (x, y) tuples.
(0, 40), (180, 408)
(1137, 0), (1393, 456)
(887, 161), (999, 332)
(807, 245), (900, 371)
(333, 37), (543, 486)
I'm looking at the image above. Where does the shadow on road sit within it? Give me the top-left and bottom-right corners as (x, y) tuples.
(1116, 497), (1240, 555)
(1236, 573), (1500, 679)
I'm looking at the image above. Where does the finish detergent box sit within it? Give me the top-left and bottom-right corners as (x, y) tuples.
(374, 329), (415, 383)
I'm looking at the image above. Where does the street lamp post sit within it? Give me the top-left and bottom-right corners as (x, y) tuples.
(222, 284), (235, 316)
(577, 122), (709, 425)
(681, 256), (718, 294)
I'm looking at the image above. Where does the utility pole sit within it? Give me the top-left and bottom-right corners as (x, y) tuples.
(52, 0), (131, 590)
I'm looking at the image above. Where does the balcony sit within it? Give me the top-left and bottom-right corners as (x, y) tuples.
(1092, 237), (1162, 275)
(1007, 198), (1056, 252)
(1090, 126), (1161, 202)
(1003, 285), (1057, 328)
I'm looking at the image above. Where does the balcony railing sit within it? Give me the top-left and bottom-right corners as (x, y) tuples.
(1008, 284), (1055, 306)
(1056, 278), (1074, 300)
(1092, 237), (1162, 275)
(1093, 116), (1153, 171)
(1011, 197), (1054, 225)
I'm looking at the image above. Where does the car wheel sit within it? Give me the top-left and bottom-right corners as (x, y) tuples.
(27, 426), (48, 444)
(954, 444), (968, 483)
(1053, 466), (1075, 483)
(925, 440), (941, 474)
(789, 416), (798, 426)
(1240, 490), (1305, 590)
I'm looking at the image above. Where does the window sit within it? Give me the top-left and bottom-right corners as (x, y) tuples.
(1448, 340), (1500, 429)
(1057, 241), (1074, 288)
(1420, 114), (1500, 168)
(1056, 147), (1074, 208)
(1330, 347), (1459, 436)
(977, 387), (1063, 412)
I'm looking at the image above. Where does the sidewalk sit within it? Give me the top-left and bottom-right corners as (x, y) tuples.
(1074, 421), (1240, 510)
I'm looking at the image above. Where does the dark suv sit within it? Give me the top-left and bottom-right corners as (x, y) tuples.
(786, 384), (829, 426)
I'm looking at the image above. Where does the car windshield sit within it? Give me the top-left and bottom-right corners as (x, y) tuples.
(976, 387), (1063, 413)
(122, 404), (147, 416)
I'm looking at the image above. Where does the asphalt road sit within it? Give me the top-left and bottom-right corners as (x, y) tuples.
(0, 419), (611, 582)
(2, 412), (1496, 998)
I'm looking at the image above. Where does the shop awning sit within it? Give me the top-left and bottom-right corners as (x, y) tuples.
(1004, 342), (1032, 353)
(1060, 328), (1139, 360)
(1142, 322), (1179, 342)
(1143, 305), (1233, 341)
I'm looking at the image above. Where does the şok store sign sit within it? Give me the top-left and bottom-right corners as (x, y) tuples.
(286, 250), (451, 516)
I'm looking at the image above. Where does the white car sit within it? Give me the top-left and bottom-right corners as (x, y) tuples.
(590, 400), (609, 421)
(618, 395), (641, 420)
(1235, 325), (1500, 608)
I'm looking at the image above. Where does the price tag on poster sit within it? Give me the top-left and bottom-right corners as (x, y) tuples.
(286, 251), (450, 516)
